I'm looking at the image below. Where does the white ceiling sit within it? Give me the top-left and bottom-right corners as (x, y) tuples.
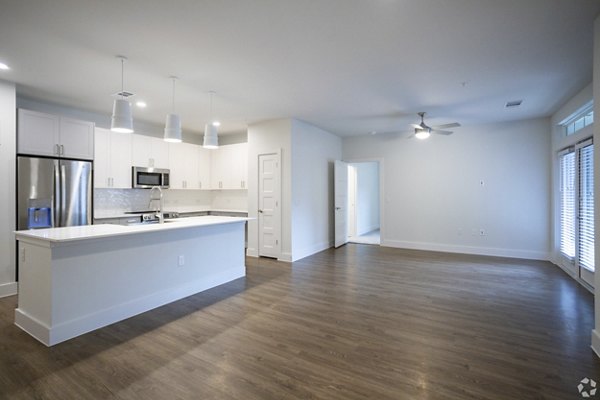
(0, 0), (598, 137)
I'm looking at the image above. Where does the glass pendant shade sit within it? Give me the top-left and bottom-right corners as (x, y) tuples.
(203, 123), (218, 149)
(111, 98), (133, 133)
(164, 113), (182, 142)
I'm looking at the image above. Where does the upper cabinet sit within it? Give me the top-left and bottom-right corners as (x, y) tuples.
(210, 143), (248, 190)
(94, 128), (132, 189)
(131, 134), (169, 169)
(18, 109), (94, 160)
(169, 143), (199, 189)
(197, 146), (211, 190)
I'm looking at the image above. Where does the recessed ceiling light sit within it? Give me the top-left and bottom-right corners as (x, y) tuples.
(136, 101), (147, 108)
(212, 121), (221, 127)
(0, 62), (10, 70)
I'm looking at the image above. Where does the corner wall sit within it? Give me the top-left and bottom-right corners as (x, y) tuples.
(343, 118), (551, 260)
(291, 120), (342, 261)
(247, 119), (292, 260)
(0, 80), (16, 297)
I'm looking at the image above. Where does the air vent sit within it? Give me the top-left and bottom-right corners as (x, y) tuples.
(113, 91), (135, 98)
(505, 100), (522, 108)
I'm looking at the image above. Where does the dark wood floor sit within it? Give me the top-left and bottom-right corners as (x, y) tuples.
(0, 244), (598, 399)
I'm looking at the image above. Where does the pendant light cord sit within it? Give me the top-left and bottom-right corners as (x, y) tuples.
(172, 78), (175, 112)
(209, 91), (214, 122)
(121, 58), (124, 99)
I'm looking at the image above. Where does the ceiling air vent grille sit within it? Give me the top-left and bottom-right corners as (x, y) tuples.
(505, 100), (522, 108)
(113, 91), (135, 98)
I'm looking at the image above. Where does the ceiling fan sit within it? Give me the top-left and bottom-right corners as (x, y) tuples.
(411, 112), (460, 139)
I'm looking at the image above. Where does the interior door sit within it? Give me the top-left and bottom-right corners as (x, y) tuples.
(258, 153), (281, 258)
(335, 160), (349, 248)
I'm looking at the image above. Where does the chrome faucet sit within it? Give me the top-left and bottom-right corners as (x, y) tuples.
(148, 186), (164, 224)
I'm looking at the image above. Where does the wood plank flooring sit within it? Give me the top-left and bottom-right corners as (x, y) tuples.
(0, 244), (599, 399)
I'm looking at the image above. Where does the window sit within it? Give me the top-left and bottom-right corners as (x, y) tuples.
(559, 140), (594, 275)
(559, 149), (575, 259)
(564, 104), (593, 136)
(579, 143), (594, 271)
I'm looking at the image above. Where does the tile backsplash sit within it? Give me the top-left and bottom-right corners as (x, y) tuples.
(94, 188), (246, 215)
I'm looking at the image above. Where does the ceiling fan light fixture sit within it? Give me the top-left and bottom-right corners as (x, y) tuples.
(415, 129), (430, 140)
(111, 56), (134, 133)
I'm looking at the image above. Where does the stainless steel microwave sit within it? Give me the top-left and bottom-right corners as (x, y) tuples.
(132, 166), (170, 189)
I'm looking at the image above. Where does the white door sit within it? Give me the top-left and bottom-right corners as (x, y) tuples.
(258, 153), (281, 258)
(335, 160), (349, 248)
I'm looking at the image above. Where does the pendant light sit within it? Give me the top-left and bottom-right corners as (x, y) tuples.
(111, 56), (134, 133)
(203, 91), (219, 149)
(164, 76), (182, 143)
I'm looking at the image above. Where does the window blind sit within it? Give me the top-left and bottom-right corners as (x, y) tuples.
(559, 150), (576, 259)
(579, 144), (594, 271)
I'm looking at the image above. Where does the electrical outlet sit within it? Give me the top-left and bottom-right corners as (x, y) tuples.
(178, 255), (185, 266)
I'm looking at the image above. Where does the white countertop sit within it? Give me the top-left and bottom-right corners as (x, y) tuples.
(15, 216), (250, 244)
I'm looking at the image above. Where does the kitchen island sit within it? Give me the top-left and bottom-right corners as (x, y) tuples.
(14, 216), (249, 346)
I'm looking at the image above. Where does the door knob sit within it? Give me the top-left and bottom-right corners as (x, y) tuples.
(335, 207), (341, 210)
(258, 209), (263, 213)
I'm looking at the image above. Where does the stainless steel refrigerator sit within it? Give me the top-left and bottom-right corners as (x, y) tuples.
(17, 156), (92, 230)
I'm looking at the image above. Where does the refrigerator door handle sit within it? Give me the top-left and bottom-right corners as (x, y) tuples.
(60, 164), (67, 226)
(53, 163), (60, 227)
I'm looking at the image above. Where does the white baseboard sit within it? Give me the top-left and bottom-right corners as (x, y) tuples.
(246, 247), (258, 257)
(291, 241), (333, 262)
(381, 239), (550, 261)
(279, 252), (292, 262)
(592, 330), (600, 359)
(15, 266), (245, 347)
(0, 282), (17, 298)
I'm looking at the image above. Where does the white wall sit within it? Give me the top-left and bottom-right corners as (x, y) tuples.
(351, 162), (380, 235)
(247, 119), (292, 260)
(291, 120), (342, 261)
(0, 80), (16, 297)
(343, 118), (551, 260)
(591, 14), (600, 358)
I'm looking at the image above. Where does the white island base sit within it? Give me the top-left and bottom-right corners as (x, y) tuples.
(15, 216), (247, 346)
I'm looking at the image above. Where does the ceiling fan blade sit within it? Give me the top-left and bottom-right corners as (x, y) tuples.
(433, 122), (461, 129)
(432, 129), (453, 135)
(410, 124), (424, 130)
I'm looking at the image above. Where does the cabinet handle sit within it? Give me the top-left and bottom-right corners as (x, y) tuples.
(199, 181), (202, 189)
(219, 181), (222, 189)
(60, 144), (65, 155)
(55, 144), (60, 155)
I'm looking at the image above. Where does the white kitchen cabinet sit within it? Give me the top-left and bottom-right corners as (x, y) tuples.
(131, 134), (170, 169)
(94, 127), (132, 188)
(210, 143), (248, 190)
(197, 146), (211, 190)
(18, 109), (94, 160)
(169, 142), (199, 189)
(231, 142), (248, 189)
(210, 144), (230, 189)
